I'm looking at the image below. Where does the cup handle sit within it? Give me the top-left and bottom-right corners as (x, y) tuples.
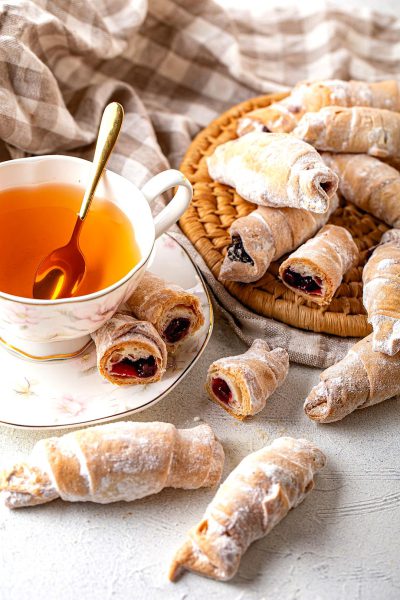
(140, 169), (193, 238)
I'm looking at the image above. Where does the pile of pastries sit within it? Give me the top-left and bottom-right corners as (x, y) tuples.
(2, 79), (400, 584)
(91, 271), (204, 385)
(206, 78), (400, 424)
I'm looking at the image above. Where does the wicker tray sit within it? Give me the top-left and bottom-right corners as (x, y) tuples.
(179, 92), (389, 338)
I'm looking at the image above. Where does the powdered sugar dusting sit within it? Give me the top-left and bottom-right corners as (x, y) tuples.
(322, 153), (400, 228)
(171, 437), (325, 581)
(220, 195), (338, 284)
(305, 333), (400, 423)
(371, 316), (400, 356)
(206, 132), (337, 212)
(237, 116), (267, 136)
(1, 422), (224, 508)
(237, 80), (400, 138)
(294, 106), (400, 157)
(363, 235), (400, 356)
(206, 339), (288, 417)
(280, 224), (358, 305)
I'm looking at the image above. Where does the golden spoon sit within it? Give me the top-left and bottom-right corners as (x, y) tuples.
(33, 102), (124, 300)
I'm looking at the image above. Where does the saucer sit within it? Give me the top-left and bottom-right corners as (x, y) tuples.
(0, 234), (213, 430)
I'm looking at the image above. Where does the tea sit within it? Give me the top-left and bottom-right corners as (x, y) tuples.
(0, 183), (141, 298)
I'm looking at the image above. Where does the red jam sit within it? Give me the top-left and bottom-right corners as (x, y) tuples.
(283, 268), (323, 295)
(212, 377), (232, 405)
(164, 318), (191, 343)
(111, 356), (157, 378)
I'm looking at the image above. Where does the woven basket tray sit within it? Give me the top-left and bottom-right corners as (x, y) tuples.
(179, 92), (389, 338)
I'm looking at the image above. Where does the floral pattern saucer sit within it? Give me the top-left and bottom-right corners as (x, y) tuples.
(0, 235), (213, 430)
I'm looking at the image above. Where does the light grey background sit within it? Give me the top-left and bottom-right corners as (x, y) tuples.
(1, 1), (400, 599)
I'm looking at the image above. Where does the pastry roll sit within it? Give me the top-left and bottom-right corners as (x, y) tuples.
(207, 132), (338, 213)
(237, 79), (400, 135)
(293, 106), (400, 158)
(169, 437), (326, 582)
(91, 312), (167, 385)
(126, 272), (204, 352)
(322, 153), (400, 228)
(363, 229), (400, 355)
(304, 334), (400, 423)
(0, 422), (224, 508)
(220, 194), (339, 283)
(237, 96), (300, 135)
(206, 339), (289, 419)
(279, 225), (359, 306)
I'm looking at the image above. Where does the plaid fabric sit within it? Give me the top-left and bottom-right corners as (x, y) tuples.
(1, 0), (400, 367)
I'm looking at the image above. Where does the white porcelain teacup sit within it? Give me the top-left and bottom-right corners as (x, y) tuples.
(0, 155), (192, 360)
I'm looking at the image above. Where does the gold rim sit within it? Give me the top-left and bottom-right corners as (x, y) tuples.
(0, 336), (93, 361)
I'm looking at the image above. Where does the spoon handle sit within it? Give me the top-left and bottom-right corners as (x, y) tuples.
(78, 102), (124, 221)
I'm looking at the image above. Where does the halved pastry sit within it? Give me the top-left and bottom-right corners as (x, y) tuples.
(126, 272), (204, 352)
(294, 106), (400, 158)
(279, 225), (359, 306)
(170, 437), (326, 581)
(363, 229), (400, 355)
(220, 194), (339, 283)
(237, 79), (400, 135)
(322, 153), (400, 227)
(206, 339), (289, 419)
(206, 132), (338, 213)
(91, 312), (167, 385)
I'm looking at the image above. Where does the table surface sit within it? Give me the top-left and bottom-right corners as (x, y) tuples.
(1, 312), (400, 600)
(2, 1), (400, 597)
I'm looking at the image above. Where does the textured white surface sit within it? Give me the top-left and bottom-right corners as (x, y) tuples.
(2, 0), (400, 595)
(1, 314), (400, 599)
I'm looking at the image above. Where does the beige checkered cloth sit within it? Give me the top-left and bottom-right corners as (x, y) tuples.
(1, 0), (400, 367)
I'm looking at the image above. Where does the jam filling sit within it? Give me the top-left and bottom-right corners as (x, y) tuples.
(164, 317), (191, 343)
(227, 235), (254, 265)
(111, 356), (157, 378)
(212, 377), (232, 405)
(283, 268), (323, 295)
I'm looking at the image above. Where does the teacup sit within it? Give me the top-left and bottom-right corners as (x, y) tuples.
(0, 155), (192, 360)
